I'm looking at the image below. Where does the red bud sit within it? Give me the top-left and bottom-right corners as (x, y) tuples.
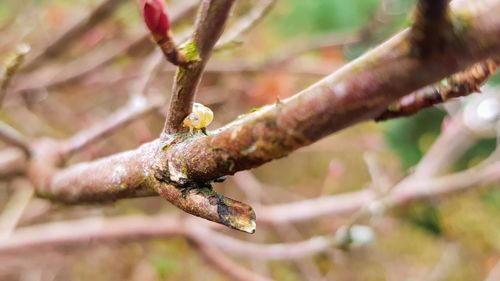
(140, 0), (170, 36)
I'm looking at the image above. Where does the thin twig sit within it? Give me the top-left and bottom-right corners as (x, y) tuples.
(0, 148), (28, 179)
(60, 96), (162, 157)
(411, 0), (451, 56)
(266, 31), (360, 67)
(0, 121), (31, 155)
(189, 237), (273, 281)
(258, 160), (500, 224)
(163, 0), (237, 134)
(215, 0), (278, 51)
(188, 222), (337, 260)
(129, 51), (164, 97)
(233, 172), (324, 280)
(260, 112), (476, 225)
(0, 179), (34, 240)
(0, 215), (183, 253)
(60, 50), (166, 157)
(412, 113), (475, 177)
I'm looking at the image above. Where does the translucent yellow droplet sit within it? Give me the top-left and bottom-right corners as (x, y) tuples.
(183, 103), (214, 132)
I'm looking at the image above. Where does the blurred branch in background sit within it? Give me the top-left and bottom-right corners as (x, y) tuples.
(0, 121), (30, 155)
(0, 0), (500, 279)
(21, 0), (128, 71)
(11, 0), (200, 94)
(0, 179), (33, 240)
(215, 0), (278, 51)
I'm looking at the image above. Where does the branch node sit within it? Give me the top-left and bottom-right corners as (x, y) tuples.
(154, 162), (255, 234)
(410, 0), (452, 57)
(376, 59), (499, 121)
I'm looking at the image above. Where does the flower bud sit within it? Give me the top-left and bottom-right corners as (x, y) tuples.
(140, 0), (170, 36)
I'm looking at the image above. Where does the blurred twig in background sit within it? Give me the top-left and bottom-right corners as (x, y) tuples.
(0, 0), (500, 279)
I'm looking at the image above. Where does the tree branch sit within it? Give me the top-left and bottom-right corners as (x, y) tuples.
(376, 59), (499, 121)
(13, 0), (199, 93)
(2, 159), (499, 256)
(259, 112), (476, 224)
(164, 0), (500, 182)
(0, 121), (30, 155)
(189, 237), (273, 281)
(4, 0), (500, 232)
(0, 215), (183, 253)
(0, 149), (28, 179)
(188, 222), (337, 260)
(214, 0), (278, 51)
(411, 0), (451, 56)
(154, 180), (256, 233)
(60, 95), (162, 157)
(163, 0), (236, 134)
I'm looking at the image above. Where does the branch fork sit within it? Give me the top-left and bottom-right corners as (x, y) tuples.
(153, 138), (256, 234)
(411, 0), (453, 57)
(140, 0), (194, 67)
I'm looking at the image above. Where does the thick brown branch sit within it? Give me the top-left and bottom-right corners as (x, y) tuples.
(27, 139), (255, 233)
(2, 160), (499, 255)
(154, 181), (256, 233)
(376, 59), (499, 121)
(163, 0), (236, 134)
(188, 222), (337, 260)
(411, 0), (451, 56)
(164, 1), (500, 182)
(9, 0), (500, 232)
(28, 139), (158, 203)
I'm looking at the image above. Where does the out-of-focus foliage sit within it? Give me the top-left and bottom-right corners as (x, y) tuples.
(383, 108), (446, 169)
(272, 0), (379, 35)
